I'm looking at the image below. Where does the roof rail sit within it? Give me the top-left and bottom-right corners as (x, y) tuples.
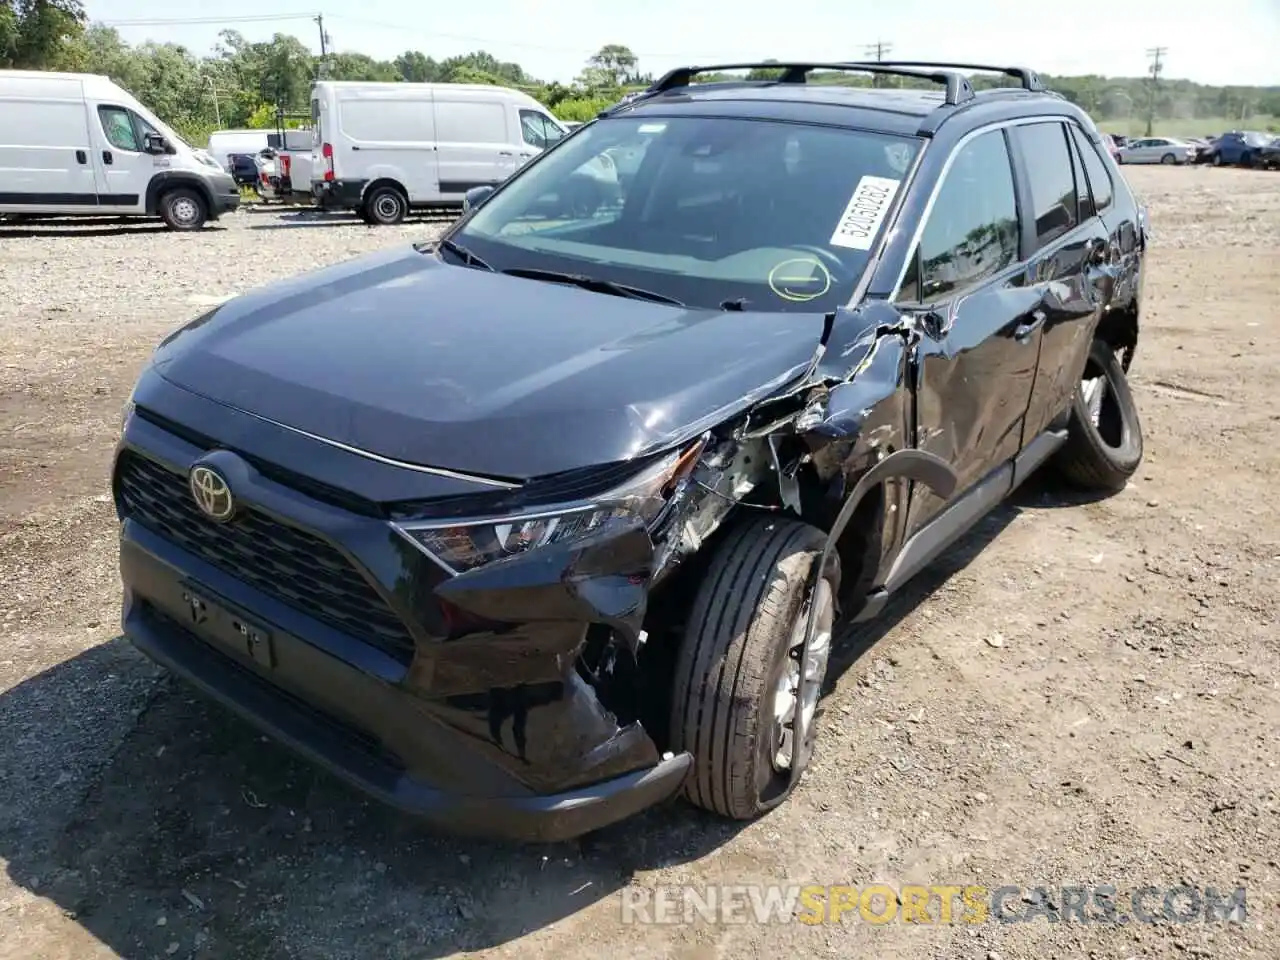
(867, 61), (1044, 92)
(642, 61), (976, 107)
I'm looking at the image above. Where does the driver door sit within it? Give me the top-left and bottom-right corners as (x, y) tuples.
(895, 126), (1043, 536)
(92, 105), (152, 213)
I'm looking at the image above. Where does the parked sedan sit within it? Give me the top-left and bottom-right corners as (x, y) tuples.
(1115, 137), (1197, 164)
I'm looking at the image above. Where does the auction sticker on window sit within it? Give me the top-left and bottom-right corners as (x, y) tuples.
(829, 176), (901, 250)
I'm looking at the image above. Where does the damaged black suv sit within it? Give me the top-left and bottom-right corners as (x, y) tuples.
(114, 61), (1148, 842)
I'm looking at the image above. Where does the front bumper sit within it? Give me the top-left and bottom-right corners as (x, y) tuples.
(124, 583), (690, 842)
(211, 190), (241, 216)
(114, 392), (686, 842)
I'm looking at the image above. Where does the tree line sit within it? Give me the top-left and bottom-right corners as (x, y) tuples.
(3, 0), (1278, 146)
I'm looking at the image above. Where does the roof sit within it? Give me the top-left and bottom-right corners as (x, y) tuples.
(620, 82), (1067, 138)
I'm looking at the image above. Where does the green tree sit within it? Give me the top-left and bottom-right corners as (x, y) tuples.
(587, 43), (637, 86)
(1, 0), (85, 68)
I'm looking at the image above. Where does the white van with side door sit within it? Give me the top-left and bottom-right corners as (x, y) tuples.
(0, 70), (240, 230)
(310, 81), (572, 224)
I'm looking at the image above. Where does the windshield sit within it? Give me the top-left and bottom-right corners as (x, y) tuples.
(452, 115), (922, 311)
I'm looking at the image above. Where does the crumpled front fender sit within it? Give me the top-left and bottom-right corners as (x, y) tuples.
(425, 518), (665, 792)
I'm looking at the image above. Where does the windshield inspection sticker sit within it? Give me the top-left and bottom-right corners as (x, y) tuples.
(829, 176), (901, 250)
(768, 258), (832, 302)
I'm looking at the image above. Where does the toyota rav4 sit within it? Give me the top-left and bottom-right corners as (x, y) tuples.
(114, 60), (1148, 842)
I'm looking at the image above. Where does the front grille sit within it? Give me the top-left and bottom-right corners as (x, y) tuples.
(117, 452), (416, 664)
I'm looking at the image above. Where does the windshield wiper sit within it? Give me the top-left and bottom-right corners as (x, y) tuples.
(437, 237), (493, 271)
(501, 267), (683, 305)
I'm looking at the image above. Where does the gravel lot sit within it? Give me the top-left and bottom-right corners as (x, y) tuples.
(1, 170), (1278, 960)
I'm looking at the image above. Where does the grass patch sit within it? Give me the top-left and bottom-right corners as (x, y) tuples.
(1098, 115), (1277, 138)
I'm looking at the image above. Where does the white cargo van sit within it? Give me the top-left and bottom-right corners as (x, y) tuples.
(309, 81), (570, 224)
(0, 70), (240, 230)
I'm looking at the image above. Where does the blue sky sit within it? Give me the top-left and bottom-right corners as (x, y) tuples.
(88, 1), (1279, 87)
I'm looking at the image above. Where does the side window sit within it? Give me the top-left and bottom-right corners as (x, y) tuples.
(904, 128), (1020, 301)
(1010, 122), (1079, 249)
(519, 110), (558, 149)
(98, 106), (140, 152)
(1069, 125), (1113, 215)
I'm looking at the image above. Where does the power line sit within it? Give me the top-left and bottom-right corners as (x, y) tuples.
(1143, 46), (1167, 137)
(100, 13), (318, 27)
(99, 9), (728, 59)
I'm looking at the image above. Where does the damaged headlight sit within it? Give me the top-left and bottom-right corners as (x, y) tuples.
(394, 442), (704, 574)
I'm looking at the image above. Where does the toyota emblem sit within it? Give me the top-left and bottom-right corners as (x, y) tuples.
(189, 465), (235, 521)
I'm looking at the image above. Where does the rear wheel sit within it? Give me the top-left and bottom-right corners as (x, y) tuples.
(1053, 338), (1144, 491)
(159, 187), (207, 231)
(363, 185), (407, 225)
(670, 516), (840, 820)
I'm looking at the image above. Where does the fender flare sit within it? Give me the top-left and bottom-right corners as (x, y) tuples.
(145, 172), (214, 217)
(818, 448), (958, 579)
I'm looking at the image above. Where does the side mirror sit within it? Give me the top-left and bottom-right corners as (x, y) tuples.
(463, 184), (495, 213)
(143, 132), (171, 155)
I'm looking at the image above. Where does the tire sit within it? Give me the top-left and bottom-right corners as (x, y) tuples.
(1212, 153), (1223, 167)
(670, 515), (840, 820)
(363, 185), (407, 225)
(1053, 338), (1144, 492)
(159, 187), (207, 231)
(1160, 153), (1176, 164)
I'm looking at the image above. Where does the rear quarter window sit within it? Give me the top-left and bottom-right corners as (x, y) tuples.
(1069, 125), (1113, 216)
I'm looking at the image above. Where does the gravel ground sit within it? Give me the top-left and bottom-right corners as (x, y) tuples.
(1, 170), (1278, 960)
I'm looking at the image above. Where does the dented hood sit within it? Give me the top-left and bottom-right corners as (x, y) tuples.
(152, 246), (826, 479)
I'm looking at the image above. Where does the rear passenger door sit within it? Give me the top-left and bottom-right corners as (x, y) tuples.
(895, 127), (1044, 535)
(1009, 120), (1114, 442)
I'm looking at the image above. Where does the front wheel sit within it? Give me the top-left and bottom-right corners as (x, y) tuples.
(159, 188), (208, 230)
(670, 516), (840, 820)
(1053, 338), (1144, 492)
(1161, 153), (1176, 165)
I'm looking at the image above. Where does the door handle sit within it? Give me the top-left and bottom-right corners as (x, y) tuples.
(102, 150), (113, 165)
(76, 150), (87, 164)
(497, 151), (514, 157)
(1014, 309), (1046, 342)
(351, 145), (360, 150)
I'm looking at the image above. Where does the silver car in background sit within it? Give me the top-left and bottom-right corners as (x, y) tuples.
(1115, 136), (1197, 165)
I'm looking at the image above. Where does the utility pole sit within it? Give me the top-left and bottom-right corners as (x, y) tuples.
(864, 41), (893, 87)
(314, 14), (329, 78)
(205, 77), (221, 127)
(1143, 46), (1166, 137)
